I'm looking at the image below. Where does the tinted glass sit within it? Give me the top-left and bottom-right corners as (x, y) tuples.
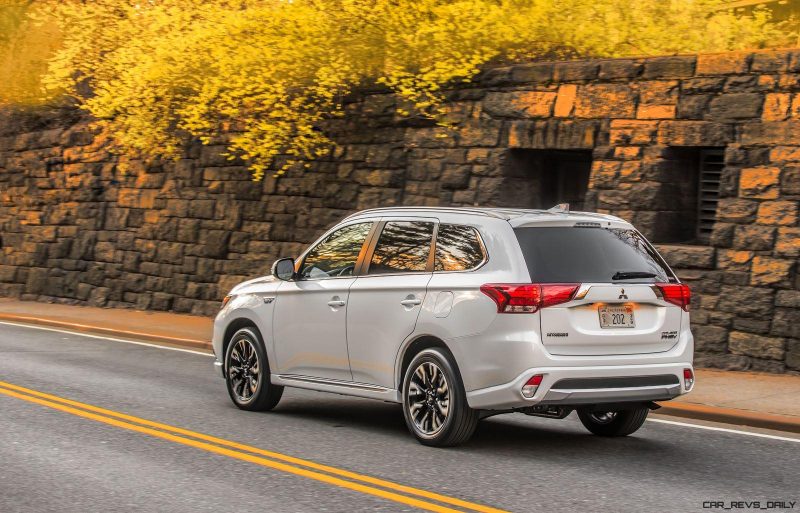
(514, 227), (674, 283)
(300, 222), (372, 279)
(369, 221), (434, 274)
(435, 224), (485, 271)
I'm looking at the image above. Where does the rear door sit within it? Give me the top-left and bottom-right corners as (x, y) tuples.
(514, 225), (684, 356)
(346, 219), (435, 387)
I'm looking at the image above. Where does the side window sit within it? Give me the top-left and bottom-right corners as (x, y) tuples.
(434, 224), (485, 272)
(300, 222), (372, 279)
(368, 221), (434, 274)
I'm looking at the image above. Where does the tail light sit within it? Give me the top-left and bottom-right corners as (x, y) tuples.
(655, 283), (691, 311)
(683, 368), (695, 391)
(480, 283), (579, 313)
(522, 374), (543, 398)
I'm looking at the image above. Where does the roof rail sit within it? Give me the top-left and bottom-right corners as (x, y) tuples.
(547, 203), (570, 213)
(343, 206), (510, 221)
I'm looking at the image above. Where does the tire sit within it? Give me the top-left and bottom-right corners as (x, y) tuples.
(224, 327), (283, 411)
(577, 407), (649, 437)
(402, 348), (478, 447)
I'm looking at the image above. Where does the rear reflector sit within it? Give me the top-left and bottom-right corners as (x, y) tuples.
(683, 368), (695, 391)
(480, 283), (579, 314)
(655, 283), (691, 312)
(522, 374), (543, 398)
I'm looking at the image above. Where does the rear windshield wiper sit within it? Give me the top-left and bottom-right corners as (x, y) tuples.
(612, 271), (658, 281)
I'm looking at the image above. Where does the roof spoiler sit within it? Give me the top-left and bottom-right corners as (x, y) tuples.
(547, 203), (570, 213)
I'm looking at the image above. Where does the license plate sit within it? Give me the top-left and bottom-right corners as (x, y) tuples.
(599, 305), (635, 329)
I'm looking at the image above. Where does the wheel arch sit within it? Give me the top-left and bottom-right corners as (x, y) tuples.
(222, 318), (261, 373)
(396, 335), (462, 392)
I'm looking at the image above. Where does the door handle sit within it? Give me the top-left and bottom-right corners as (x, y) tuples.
(327, 300), (346, 307)
(400, 298), (422, 307)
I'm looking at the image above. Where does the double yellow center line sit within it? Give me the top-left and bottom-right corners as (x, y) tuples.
(0, 380), (508, 513)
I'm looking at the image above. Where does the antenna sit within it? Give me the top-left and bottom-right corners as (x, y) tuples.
(547, 203), (570, 213)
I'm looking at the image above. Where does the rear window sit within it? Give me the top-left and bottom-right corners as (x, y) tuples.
(514, 227), (674, 283)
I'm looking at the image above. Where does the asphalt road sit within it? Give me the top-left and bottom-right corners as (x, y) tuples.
(1, 322), (798, 513)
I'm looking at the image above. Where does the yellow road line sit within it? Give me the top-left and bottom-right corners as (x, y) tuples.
(0, 381), (508, 513)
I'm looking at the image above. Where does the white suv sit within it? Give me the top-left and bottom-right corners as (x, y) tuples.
(212, 206), (694, 446)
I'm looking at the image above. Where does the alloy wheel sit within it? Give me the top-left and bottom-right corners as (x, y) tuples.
(228, 335), (260, 403)
(407, 361), (451, 436)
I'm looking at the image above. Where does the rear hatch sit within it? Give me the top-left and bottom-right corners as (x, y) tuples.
(514, 225), (685, 356)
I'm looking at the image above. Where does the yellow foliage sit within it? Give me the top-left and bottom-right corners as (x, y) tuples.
(0, 0), (794, 178)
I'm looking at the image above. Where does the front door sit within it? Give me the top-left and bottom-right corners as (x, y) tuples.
(347, 220), (435, 387)
(272, 221), (374, 381)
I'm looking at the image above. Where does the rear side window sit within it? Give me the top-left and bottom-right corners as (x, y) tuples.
(369, 221), (434, 274)
(514, 227), (674, 283)
(435, 224), (485, 271)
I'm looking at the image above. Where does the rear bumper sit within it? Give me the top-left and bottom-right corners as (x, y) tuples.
(466, 362), (692, 410)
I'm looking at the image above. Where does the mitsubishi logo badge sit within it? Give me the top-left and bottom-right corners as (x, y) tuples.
(618, 288), (628, 300)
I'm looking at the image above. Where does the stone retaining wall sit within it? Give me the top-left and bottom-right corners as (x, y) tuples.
(0, 49), (798, 372)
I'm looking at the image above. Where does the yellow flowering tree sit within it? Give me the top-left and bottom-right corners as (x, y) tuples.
(0, 0), (792, 178)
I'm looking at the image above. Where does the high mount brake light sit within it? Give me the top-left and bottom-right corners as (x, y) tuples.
(655, 283), (691, 312)
(479, 284), (579, 314)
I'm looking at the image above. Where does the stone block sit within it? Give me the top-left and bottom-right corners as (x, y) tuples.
(751, 256), (793, 286)
(739, 167), (780, 199)
(756, 200), (798, 226)
(508, 63), (553, 84)
(728, 331), (785, 360)
(787, 340), (800, 370)
(775, 227), (800, 258)
(553, 61), (599, 81)
(733, 225), (776, 251)
(656, 121), (734, 146)
(717, 285), (774, 317)
(609, 120), (658, 145)
(553, 85), (577, 117)
(681, 77), (726, 94)
(733, 318), (771, 335)
(717, 250), (753, 271)
(642, 56), (695, 78)
(762, 93), (791, 121)
(694, 353), (751, 370)
(574, 84), (636, 118)
(598, 59), (643, 79)
(772, 309), (800, 339)
(457, 121), (501, 147)
(750, 51), (790, 73)
(694, 325), (729, 352)
(696, 53), (750, 75)
(716, 198), (758, 223)
(483, 91), (556, 118)
(707, 93), (763, 121)
(741, 121), (800, 145)
(776, 290), (800, 308)
(781, 165), (800, 195)
(769, 146), (800, 162)
(440, 164), (471, 190)
(656, 245), (715, 269)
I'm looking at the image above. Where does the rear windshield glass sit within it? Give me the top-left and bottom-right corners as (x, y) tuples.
(514, 227), (674, 283)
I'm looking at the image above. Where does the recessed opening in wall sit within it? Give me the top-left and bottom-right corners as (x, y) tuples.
(659, 147), (725, 244)
(499, 149), (592, 210)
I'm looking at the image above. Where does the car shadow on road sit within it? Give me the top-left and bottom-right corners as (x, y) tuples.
(270, 393), (676, 455)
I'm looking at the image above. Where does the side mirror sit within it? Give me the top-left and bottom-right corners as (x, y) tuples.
(272, 257), (296, 281)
